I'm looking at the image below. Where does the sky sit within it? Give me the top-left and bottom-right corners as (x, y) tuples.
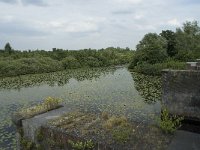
(0, 0), (200, 50)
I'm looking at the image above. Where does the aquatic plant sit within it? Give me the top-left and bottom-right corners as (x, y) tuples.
(0, 67), (116, 90)
(131, 72), (161, 102)
(68, 139), (95, 150)
(17, 97), (62, 118)
(157, 109), (184, 134)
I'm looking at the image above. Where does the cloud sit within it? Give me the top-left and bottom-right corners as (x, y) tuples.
(20, 0), (47, 6)
(167, 19), (181, 26)
(0, 0), (17, 4)
(0, 0), (47, 6)
(112, 10), (133, 15)
(0, 17), (48, 37)
(133, 13), (144, 20)
(0, 15), (14, 23)
(115, 0), (143, 4)
(0, 0), (200, 50)
(135, 24), (156, 31)
(36, 18), (103, 34)
(48, 20), (99, 33)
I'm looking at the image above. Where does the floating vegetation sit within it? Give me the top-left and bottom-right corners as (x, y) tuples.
(131, 72), (161, 103)
(0, 67), (116, 90)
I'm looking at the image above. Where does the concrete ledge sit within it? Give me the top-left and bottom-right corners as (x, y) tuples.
(162, 69), (200, 122)
(12, 105), (63, 127)
(21, 106), (72, 142)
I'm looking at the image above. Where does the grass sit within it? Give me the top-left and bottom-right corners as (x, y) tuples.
(68, 139), (94, 150)
(48, 111), (132, 144)
(103, 115), (128, 130)
(16, 97), (62, 118)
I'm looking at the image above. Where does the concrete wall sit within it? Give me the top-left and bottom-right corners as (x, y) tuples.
(162, 69), (200, 121)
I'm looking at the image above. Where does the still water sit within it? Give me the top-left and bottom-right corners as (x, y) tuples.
(0, 66), (160, 149)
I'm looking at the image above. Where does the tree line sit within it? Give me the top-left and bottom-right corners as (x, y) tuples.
(129, 21), (200, 75)
(0, 45), (133, 77)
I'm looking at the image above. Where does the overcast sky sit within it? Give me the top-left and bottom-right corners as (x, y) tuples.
(0, 0), (199, 50)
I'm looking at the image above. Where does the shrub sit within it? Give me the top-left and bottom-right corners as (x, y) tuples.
(132, 60), (186, 76)
(157, 109), (184, 134)
(61, 56), (81, 69)
(85, 56), (101, 67)
(0, 57), (63, 77)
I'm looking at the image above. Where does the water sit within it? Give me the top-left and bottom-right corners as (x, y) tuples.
(0, 66), (160, 149)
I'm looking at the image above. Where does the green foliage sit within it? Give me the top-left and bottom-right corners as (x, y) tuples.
(0, 57), (63, 77)
(133, 63), (163, 76)
(0, 47), (133, 77)
(4, 42), (12, 54)
(135, 33), (167, 65)
(43, 97), (62, 110)
(112, 125), (132, 143)
(103, 115), (132, 143)
(20, 138), (35, 150)
(61, 56), (81, 69)
(175, 21), (200, 60)
(132, 60), (186, 76)
(160, 30), (177, 57)
(68, 139), (94, 150)
(157, 109), (184, 134)
(17, 97), (62, 118)
(129, 20), (200, 74)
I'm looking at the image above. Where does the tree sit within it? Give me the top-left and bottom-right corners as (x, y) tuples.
(4, 42), (12, 54)
(160, 30), (177, 57)
(134, 33), (167, 65)
(175, 21), (200, 60)
(183, 21), (200, 35)
(61, 56), (81, 69)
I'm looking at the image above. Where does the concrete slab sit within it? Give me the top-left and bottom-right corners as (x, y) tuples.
(22, 106), (72, 142)
(168, 130), (200, 150)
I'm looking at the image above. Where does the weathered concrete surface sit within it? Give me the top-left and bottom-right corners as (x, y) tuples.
(168, 130), (200, 150)
(22, 106), (72, 142)
(12, 105), (63, 127)
(162, 69), (200, 121)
